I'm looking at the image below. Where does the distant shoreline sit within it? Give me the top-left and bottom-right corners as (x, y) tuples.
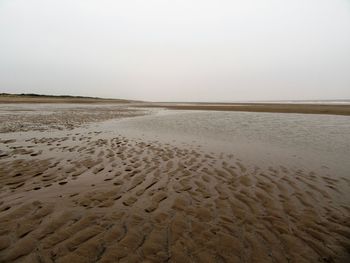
(141, 103), (350, 116)
(1, 94), (350, 116)
(0, 93), (137, 104)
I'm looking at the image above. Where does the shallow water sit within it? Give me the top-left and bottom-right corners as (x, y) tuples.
(111, 110), (350, 177)
(115, 110), (350, 153)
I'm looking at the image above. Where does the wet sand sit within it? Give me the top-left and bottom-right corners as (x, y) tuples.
(0, 104), (147, 133)
(0, 105), (350, 262)
(143, 102), (350, 116)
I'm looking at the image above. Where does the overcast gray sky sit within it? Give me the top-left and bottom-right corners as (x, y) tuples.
(0, 0), (350, 101)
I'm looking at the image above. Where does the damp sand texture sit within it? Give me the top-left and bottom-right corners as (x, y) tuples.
(0, 104), (350, 263)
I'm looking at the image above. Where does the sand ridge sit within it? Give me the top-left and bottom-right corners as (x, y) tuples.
(0, 129), (350, 262)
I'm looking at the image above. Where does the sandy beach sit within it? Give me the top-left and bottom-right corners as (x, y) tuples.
(0, 103), (349, 263)
(2, 0), (350, 261)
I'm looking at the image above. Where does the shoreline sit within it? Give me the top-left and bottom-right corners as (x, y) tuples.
(141, 103), (350, 116)
(0, 105), (349, 262)
(1, 96), (350, 115)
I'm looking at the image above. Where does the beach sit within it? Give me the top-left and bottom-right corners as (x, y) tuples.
(0, 103), (349, 262)
(141, 102), (350, 116)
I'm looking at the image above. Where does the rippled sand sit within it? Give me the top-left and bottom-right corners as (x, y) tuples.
(0, 105), (349, 262)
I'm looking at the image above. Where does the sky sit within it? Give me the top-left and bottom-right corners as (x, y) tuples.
(0, 0), (350, 102)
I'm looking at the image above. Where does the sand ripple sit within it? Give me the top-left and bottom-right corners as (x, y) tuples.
(0, 132), (349, 262)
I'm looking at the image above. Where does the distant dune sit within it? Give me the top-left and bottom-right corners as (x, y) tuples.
(0, 93), (139, 104)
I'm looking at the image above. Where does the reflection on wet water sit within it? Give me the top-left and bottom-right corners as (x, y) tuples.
(114, 110), (350, 175)
(116, 111), (350, 153)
